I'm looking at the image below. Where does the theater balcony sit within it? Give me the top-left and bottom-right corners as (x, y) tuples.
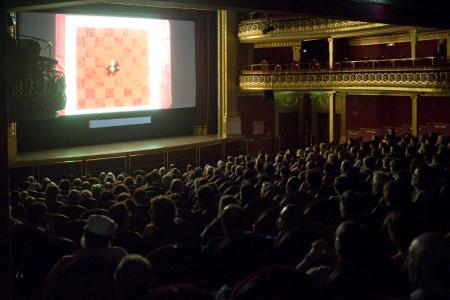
(238, 15), (450, 93)
(239, 58), (450, 93)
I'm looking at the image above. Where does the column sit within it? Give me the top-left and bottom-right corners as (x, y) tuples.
(0, 7), (11, 300)
(8, 122), (17, 161)
(217, 10), (241, 138)
(411, 94), (419, 136)
(292, 41), (302, 63)
(217, 10), (228, 138)
(336, 93), (347, 144)
(274, 99), (280, 151)
(446, 33), (450, 61)
(328, 37), (334, 69)
(328, 91), (336, 142)
(410, 29), (418, 59)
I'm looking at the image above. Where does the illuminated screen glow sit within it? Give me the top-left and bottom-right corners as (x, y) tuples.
(56, 14), (172, 115)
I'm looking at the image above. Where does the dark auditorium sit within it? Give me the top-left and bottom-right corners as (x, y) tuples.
(2, 1), (450, 299)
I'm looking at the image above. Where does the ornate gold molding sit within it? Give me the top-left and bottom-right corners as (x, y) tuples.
(217, 10), (227, 138)
(240, 68), (450, 93)
(238, 18), (389, 41)
(254, 41), (302, 49)
(349, 30), (450, 46)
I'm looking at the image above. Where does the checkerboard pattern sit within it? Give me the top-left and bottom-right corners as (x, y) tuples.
(75, 27), (150, 110)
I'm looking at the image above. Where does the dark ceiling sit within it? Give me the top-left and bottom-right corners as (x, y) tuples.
(7, 0), (450, 29)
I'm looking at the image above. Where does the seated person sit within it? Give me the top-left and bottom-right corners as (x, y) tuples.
(142, 196), (198, 252)
(204, 204), (272, 288)
(408, 233), (450, 300)
(45, 214), (127, 298)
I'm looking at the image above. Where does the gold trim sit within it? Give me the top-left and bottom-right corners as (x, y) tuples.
(8, 122), (16, 137)
(217, 10), (227, 138)
(240, 68), (450, 93)
(349, 30), (450, 46)
(193, 125), (208, 135)
(254, 41), (302, 49)
(239, 18), (389, 41)
(328, 92), (335, 143)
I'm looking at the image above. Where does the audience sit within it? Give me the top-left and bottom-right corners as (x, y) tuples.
(8, 132), (450, 300)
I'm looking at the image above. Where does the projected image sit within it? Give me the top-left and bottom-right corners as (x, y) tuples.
(56, 14), (172, 115)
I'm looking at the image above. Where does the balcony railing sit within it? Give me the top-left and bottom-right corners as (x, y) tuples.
(240, 57), (450, 92)
(238, 17), (389, 41)
(242, 57), (448, 73)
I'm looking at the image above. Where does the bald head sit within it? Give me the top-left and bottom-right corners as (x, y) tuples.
(408, 233), (450, 291)
(278, 205), (302, 231)
(221, 204), (245, 236)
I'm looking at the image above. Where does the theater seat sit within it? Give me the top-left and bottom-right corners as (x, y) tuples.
(79, 197), (98, 210)
(60, 219), (87, 245)
(48, 255), (117, 300)
(80, 208), (109, 219)
(146, 244), (203, 287)
(47, 213), (70, 237)
(57, 205), (87, 220)
(128, 214), (148, 234)
(112, 230), (144, 254)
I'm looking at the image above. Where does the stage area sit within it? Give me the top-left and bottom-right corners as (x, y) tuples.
(9, 135), (245, 184)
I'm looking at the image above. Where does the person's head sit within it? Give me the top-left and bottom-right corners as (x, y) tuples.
(192, 167), (203, 179)
(240, 183), (257, 206)
(46, 184), (60, 201)
(221, 204), (245, 236)
(383, 180), (409, 210)
(277, 205), (302, 232)
(115, 254), (153, 300)
(334, 176), (352, 196)
(123, 176), (135, 188)
(407, 233), (450, 292)
(384, 211), (425, 254)
(170, 178), (185, 194)
(91, 184), (102, 200)
(112, 184), (130, 197)
(161, 175), (173, 191)
(196, 184), (217, 210)
(235, 165), (244, 177)
(286, 176), (301, 195)
(340, 160), (352, 176)
(82, 215), (117, 248)
(117, 174), (125, 183)
(305, 170), (321, 190)
(411, 166), (434, 191)
(80, 189), (93, 201)
(150, 196), (176, 226)
(362, 156), (375, 170)
(99, 190), (115, 202)
(25, 201), (47, 226)
(204, 165), (214, 177)
(81, 181), (91, 191)
(59, 179), (71, 192)
(67, 189), (81, 206)
(372, 171), (390, 196)
(72, 177), (82, 188)
(218, 195), (237, 217)
(335, 221), (370, 263)
(339, 191), (365, 220)
(389, 159), (402, 178)
(108, 203), (130, 231)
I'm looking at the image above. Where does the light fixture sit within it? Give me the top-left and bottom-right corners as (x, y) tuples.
(387, 43), (395, 47)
